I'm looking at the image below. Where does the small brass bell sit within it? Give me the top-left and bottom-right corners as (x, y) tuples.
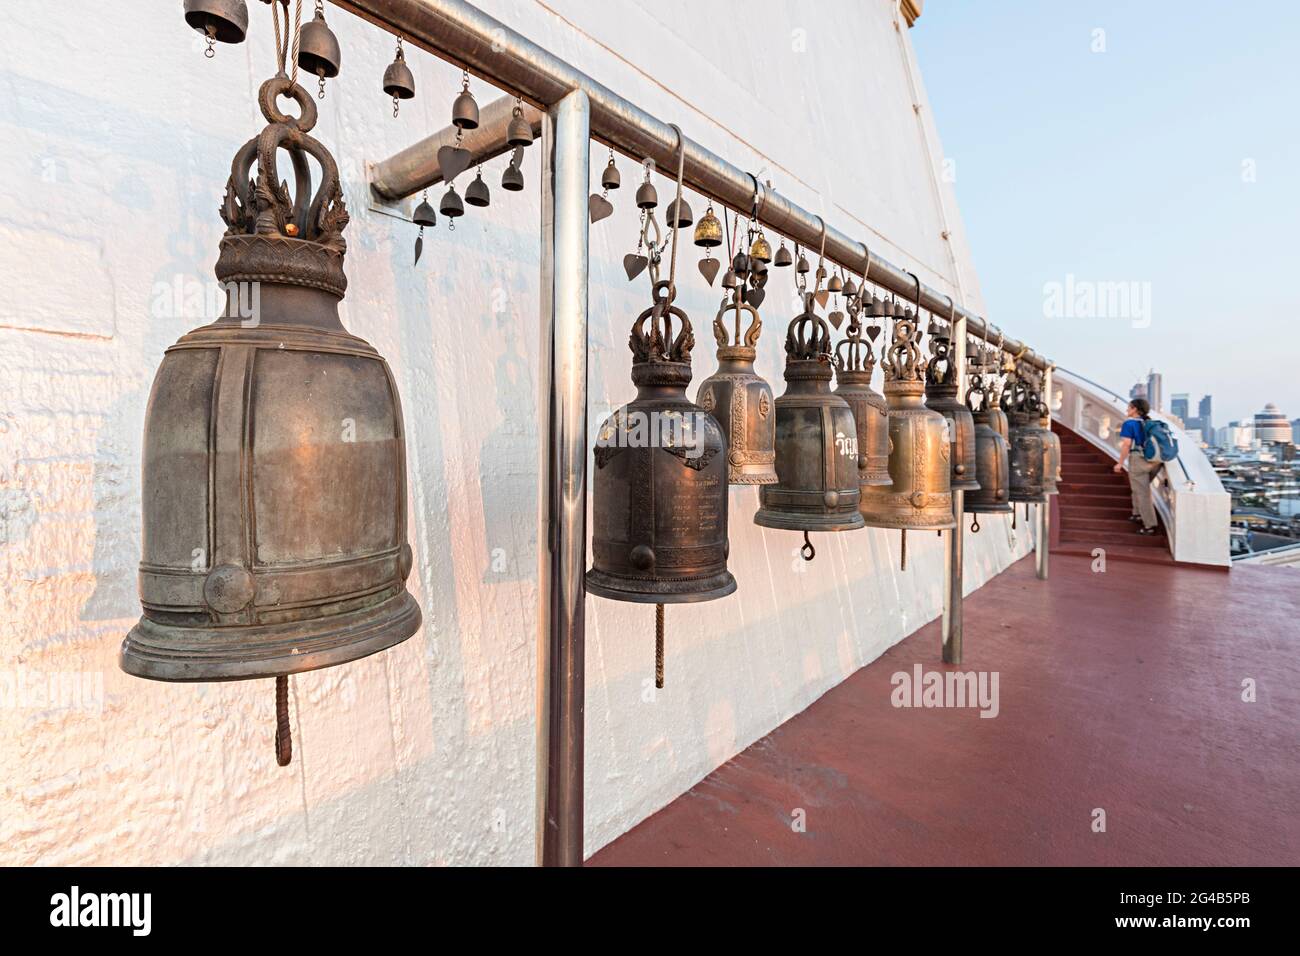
(183, 0), (249, 52)
(749, 233), (773, 264)
(693, 206), (723, 247)
(382, 44), (416, 112)
(440, 184), (465, 219)
(732, 252), (750, 278)
(964, 374), (1012, 517)
(452, 89), (479, 130)
(465, 170), (490, 207)
(413, 198), (436, 227)
(843, 276), (858, 298)
(664, 197), (693, 229)
(859, 305), (955, 533)
(122, 74), (421, 767)
(635, 178), (658, 209)
(924, 326), (981, 492)
(695, 291), (778, 485)
(773, 242), (793, 268)
(755, 296), (865, 537)
(297, 6), (342, 94)
(501, 161), (525, 192)
(601, 158), (621, 191)
(506, 105), (534, 147)
(828, 273), (843, 294)
(721, 268), (738, 290)
(833, 308), (892, 490)
(796, 253), (810, 275)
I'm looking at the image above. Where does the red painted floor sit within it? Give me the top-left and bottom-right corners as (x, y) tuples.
(590, 554), (1299, 866)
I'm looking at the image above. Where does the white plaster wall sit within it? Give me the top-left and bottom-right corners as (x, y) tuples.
(0, 0), (1032, 865)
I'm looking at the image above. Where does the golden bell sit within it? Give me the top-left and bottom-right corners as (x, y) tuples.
(695, 292), (778, 485)
(693, 206), (723, 248)
(964, 374), (1012, 515)
(924, 326), (980, 491)
(832, 307), (891, 488)
(754, 298), (864, 534)
(859, 307), (955, 530)
(749, 233), (773, 264)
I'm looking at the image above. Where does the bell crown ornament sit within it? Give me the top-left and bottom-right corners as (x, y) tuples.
(695, 288), (778, 485)
(754, 295), (865, 535)
(121, 74), (422, 760)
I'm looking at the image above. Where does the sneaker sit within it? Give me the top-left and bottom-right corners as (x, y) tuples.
(1128, 515), (1143, 523)
(1136, 526), (1159, 536)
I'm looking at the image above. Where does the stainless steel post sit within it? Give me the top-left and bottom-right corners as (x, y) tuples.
(535, 89), (590, 867)
(942, 312), (967, 664)
(1036, 366), (1053, 581)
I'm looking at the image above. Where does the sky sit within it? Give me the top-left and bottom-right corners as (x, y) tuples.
(911, 1), (1300, 428)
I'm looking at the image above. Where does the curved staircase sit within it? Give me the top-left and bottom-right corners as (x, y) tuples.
(1051, 423), (1174, 566)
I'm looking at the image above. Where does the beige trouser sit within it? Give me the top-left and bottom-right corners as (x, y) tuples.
(1127, 449), (1161, 529)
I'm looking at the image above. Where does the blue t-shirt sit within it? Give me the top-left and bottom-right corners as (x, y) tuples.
(1120, 418), (1146, 450)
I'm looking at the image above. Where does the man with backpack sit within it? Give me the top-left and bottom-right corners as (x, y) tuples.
(1113, 397), (1179, 536)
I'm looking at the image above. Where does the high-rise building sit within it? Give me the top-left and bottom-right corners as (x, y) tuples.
(1129, 382), (1147, 402)
(1254, 403), (1292, 443)
(1199, 395), (1213, 440)
(1146, 370), (1163, 412)
(1171, 393), (1189, 422)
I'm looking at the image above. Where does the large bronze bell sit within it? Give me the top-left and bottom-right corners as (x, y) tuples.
(1039, 400), (1062, 495)
(588, 280), (735, 684)
(754, 295), (865, 545)
(964, 367), (1012, 518)
(120, 76), (421, 766)
(923, 317), (980, 492)
(832, 295), (892, 489)
(1005, 376), (1050, 504)
(859, 301), (955, 543)
(184, 0), (249, 47)
(695, 289), (778, 485)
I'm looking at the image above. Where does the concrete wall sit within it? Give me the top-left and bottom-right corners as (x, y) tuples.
(0, 0), (1031, 865)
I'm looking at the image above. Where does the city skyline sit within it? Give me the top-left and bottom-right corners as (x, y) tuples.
(913, 2), (1299, 426)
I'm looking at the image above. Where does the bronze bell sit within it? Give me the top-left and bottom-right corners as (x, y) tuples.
(297, 7), (342, 82)
(382, 45), (416, 104)
(506, 105), (533, 147)
(601, 158), (621, 191)
(749, 233), (773, 264)
(693, 206), (723, 247)
(832, 302), (892, 490)
(412, 197), (436, 227)
(440, 184), (465, 219)
(1005, 377), (1049, 503)
(465, 170), (490, 207)
(695, 290), (778, 485)
(1039, 401), (1062, 494)
(964, 372), (1012, 517)
(501, 161), (524, 192)
(184, 0), (249, 47)
(589, 281), (735, 684)
(924, 323), (981, 492)
(755, 295), (865, 540)
(452, 89), (479, 130)
(664, 197), (693, 229)
(120, 75), (421, 766)
(635, 178), (658, 209)
(859, 304), (956, 535)
(773, 242), (793, 268)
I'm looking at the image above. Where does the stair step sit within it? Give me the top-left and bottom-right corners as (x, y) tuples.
(1060, 531), (1167, 548)
(1065, 493), (1142, 508)
(1051, 541), (1175, 566)
(1060, 503), (1138, 519)
(1059, 516), (1142, 533)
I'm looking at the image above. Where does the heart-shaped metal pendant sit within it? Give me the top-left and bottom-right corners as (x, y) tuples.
(814, 290), (830, 309)
(828, 310), (845, 330)
(698, 257), (720, 286)
(623, 253), (648, 281)
(744, 286), (765, 308)
(437, 145), (472, 183)
(866, 325), (882, 341)
(414, 234), (424, 266)
(589, 194), (613, 224)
